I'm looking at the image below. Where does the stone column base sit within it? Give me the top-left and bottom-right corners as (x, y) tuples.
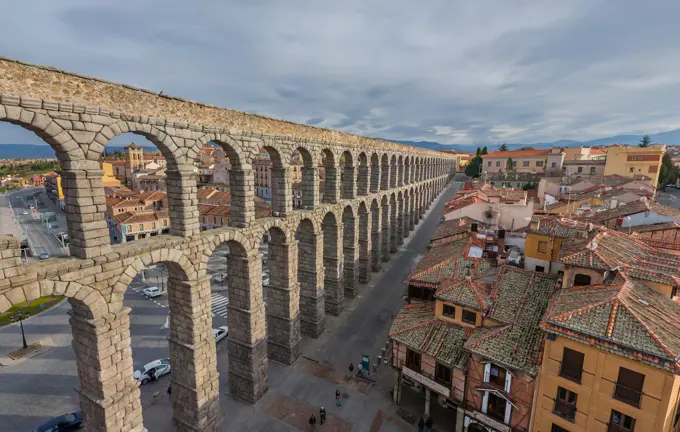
(324, 297), (344, 316)
(300, 292), (325, 338)
(359, 258), (371, 283)
(227, 339), (268, 404)
(266, 314), (301, 365)
(76, 382), (146, 432)
(300, 315), (325, 338)
(372, 262), (382, 272)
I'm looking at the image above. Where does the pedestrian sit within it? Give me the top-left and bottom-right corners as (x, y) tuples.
(348, 362), (354, 374)
(418, 417), (425, 432)
(357, 363), (364, 377)
(309, 414), (317, 426)
(425, 416), (433, 432)
(167, 384), (172, 400)
(320, 406), (326, 425)
(335, 389), (341, 407)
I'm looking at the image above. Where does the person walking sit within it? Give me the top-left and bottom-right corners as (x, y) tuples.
(348, 362), (354, 375)
(308, 414), (317, 427)
(335, 389), (341, 407)
(320, 407), (326, 425)
(166, 384), (172, 401)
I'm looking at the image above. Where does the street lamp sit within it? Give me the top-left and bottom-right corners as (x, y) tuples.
(9, 310), (31, 349)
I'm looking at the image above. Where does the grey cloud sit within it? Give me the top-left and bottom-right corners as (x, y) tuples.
(1, 0), (680, 148)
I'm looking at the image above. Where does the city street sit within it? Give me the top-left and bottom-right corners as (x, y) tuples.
(657, 186), (680, 208)
(4, 188), (69, 259)
(0, 182), (456, 432)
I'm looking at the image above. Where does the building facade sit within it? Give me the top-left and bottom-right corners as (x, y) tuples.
(603, 145), (665, 187)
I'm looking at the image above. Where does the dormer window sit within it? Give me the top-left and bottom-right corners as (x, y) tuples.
(443, 304), (455, 318)
(462, 309), (477, 325)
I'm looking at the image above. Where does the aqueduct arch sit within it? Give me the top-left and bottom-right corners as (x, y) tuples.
(0, 57), (456, 432)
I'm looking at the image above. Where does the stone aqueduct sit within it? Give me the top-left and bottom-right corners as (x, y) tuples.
(0, 58), (456, 431)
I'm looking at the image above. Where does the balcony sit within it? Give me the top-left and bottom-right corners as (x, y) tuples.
(613, 383), (641, 408)
(558, 364), (582, 384)
(553, 399), (576, 422)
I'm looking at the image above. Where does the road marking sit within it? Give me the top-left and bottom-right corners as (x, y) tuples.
(211, 293), (229, 320)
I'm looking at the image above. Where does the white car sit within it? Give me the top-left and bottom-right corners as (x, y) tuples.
(133, 358), (171, 385)
(262, 273), (270, 286)
(22, 210), (28, 215)
(212, 326), (228, 343)
(142, 286), (162, 298)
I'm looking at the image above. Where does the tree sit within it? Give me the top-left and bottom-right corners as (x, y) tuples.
(465, 156), (482, 178)
(476, 147), (481, 157)
(639, 135), (651, 147)
(114, 150), (124, 159)
(658, 153), (678, 188)
(500, 143), (508, 151)
(481, 146), (488, 155)
(506, 157), (515, 172)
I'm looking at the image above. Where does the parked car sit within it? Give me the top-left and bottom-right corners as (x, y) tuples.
(133, 358), (171, 385)
(213, 273), (226, 283)
(142, 286), (162, 298)
(22, 210), (28, 215)
(39, 253), (50, 260)
(212, 326), (228, 343)
(262, 273), (270, 286)
(34, 411), (83, 431)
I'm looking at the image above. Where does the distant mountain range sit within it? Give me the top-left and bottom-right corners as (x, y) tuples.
(2, 129), (680, 159)
(388, 128), (680, 153)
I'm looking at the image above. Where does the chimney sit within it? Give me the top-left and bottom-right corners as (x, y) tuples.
(616, 216), (624, 230)
(498, 229), (506, 253)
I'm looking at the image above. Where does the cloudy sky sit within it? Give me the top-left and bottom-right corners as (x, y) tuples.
(1, 0), (680, 147)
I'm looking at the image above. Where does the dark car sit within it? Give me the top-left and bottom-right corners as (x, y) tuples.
(34, 411), (83, 431)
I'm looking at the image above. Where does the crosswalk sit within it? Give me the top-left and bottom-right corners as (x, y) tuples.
(211, 292), (229, 320)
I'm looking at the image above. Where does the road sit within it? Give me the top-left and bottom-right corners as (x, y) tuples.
(0, 181), (455, 431)
(5, 188), (69, 259)
(0, 267), (231, 432)
(657, 186), (680, 208)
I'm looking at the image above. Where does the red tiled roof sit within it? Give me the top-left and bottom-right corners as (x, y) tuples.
(113, 210), (169, 224)
(484, 149), (550, 158)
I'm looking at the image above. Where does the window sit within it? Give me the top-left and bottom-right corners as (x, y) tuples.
(496, 161), (501, 167)
(486, 392), (508, 423)
(435, 362), (452, 386)
(536, 161), (544, 167)
(408, 285), (434, 301)
(220, 217), (224, 225)
(573, 274), (591, 286)
(139, 224), (144, 232)
(488, 364), (507, 388)
(552, 162), (557, 168)
(552, 425), (570, 432)
(610, 410), (636, 431)
(590, 167), (596, 175)
(577, 167), (583, 173)
(152, 222), (156, 230)
(536, 265), (545, 272)
(488, 161), (492, 167)
(559, 348), (584, 383)
(126, 225), (132, 233)
(163, 220), (168, 227)
(554, 387), (578, 422)
(614, 368), (644, 408)
(537, 241), (548, 253)
(213, 216), (217, 224)
(512, 161), (517, 167)
(523, 161), (530, 167)
(405, 348), (421, 372)
(443, 304), (455, 318)
(462, 309), (477, 325)
(629, 167), (634, 173)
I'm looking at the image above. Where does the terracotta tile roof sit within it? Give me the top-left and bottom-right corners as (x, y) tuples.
(197, 187), (219, 201)
(631, 221), (680, 233)
(484, 149), (550, 158)
(388, 303), (470, 368)
(406, 239), (496, 289)
(526, 217), (591, 238)
(559, 228), (680, 287)
(431, 217), (477, 241)
(436, 278), (491, 311)
(198, 204), (231, 217)
(581, 200), (651, 223)
(542, 279), (680, 372)
(113, 209), (168, 224)
(464, 267), (561, 376)
(443, 197), (487, 214)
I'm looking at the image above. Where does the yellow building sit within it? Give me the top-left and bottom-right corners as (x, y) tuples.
(535, 279), (680, 432)
(524, 217), (590, 274)
(44, 172), (65, 209)
(603, 145), (665, 186)
(100, 162), (121, 187)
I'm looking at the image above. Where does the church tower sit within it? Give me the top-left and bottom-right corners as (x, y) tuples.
(124, 143), (144, 185)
